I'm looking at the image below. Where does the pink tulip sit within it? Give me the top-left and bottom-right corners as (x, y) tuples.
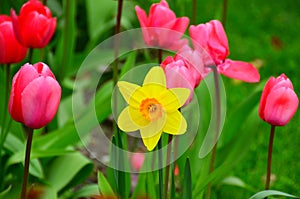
(0, 15), (28, 64)
(11, 0), (56, 48)
(135, 0), (189, 50)
(9, 62), (61, 129)
(259, 74), (298, 126)
(189, 20), (260, 83)
(161, 56), (196, 104)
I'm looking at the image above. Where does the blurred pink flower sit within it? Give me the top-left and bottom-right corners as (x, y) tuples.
(11, 0), (56, 48)
(9, 62), (61, 129)
(190, 20), (260, 83)
(131, 152), (145, 171)
(259, 74), (298, 126)
(135, 0), (189, 50)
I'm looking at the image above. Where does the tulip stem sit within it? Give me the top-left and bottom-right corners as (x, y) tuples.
(164, 135), (173, 199)
(205, 65), (221, 199)
(21, 127), (34, 199)
(222, 0), (228, 29)
(158, 49), (163, 64)
(43, 0), (47, 5)
(158, 138), (164, 199)
(192, 0), (197, 24)
(28, 48), (33, 63)
(265, 125), (276, 196)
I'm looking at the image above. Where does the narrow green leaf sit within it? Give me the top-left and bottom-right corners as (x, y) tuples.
(249, 190), (299, 199)
(120, 51), (137, 77)
(182, 158), (192, 199)
(170, 164), (176, 199)
(97, 171), (117, 197)
(72, 184), (99, 199)
(221, 176), (255, 192)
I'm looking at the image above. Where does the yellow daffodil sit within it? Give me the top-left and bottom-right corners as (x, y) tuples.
(117, 66), (190, 151)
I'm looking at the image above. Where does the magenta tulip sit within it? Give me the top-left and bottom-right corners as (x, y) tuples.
(8, 62), (61, 129)
(135, 0), (189, 50)
(259, 74), (298, 126)
(11, 0), (56, 48)
(190, 20), (260, 83)
(161, 47), (204, 104)
(0, 15), (28, 64)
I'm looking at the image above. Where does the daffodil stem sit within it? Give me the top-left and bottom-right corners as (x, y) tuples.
(222, 0), (228, 28)
(21, 127), (34, 199)
(192, 0), (197, 24)
(265, 125), (276, 195)
(158, 138), (164, 199)
(205, 65), (221, 199)
(164, 135), (173, 199)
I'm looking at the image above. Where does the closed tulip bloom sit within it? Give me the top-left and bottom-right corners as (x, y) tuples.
(0, 15), (28, 64)
(259, 74), (298, 126)
(9, 62), (61, 129)
(131, 152), (145, 171)
(11, 0), (56, 48)
(135, 0), (189, 50)
(190, 20), (260, 83)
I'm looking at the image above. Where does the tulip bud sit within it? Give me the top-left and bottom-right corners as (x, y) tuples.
(0, 15), (28, 64)
(11, 0), (56, 48)
(8, 62), (61, 129)
(259, 74), (298, 126)
(135, 0), (189, 50)
(131, 152), (145, 171)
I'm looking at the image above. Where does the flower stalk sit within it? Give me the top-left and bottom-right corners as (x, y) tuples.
(158, 139), (164, 199)
(205, 65), (221, 199)
(265, 125), (276, 192)
(21, 127), (34, 199)
(164, 135), (173, 199)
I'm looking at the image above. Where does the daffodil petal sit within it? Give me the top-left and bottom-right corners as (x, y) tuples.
(164, 111), (187, 135)
(158, 88), (190, 112)
(140, 84), (166, 98)
(169, 88), (190, 107)
(143, 66), (166, 87)
(141, 131), (162, 151)
(140, 112), (166, 138)
(118, 81), (140, 104)
(129, 107), (150, 127)
(117, 107), (139, 132)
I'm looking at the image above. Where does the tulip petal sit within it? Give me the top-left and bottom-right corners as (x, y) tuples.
(143, 67), (166, 87)
(21, 76), (61, 129)
(218, 59), (260, 83)
(135, 6), (148, 28)
(118, 81), (140, 104)
(163, 111), (187, 135)
(259, 77), (276, 119)
(264, 87), (299, 126)
(118, 107), (141, 132)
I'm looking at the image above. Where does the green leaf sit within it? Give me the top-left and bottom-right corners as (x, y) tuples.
(0, 185), (11, 199)
(182, 158), (192, 199)
(71, 184), (100, 199)
(220, 176), (255, 192)
(97, 171), (117, 197)
(249, 190), (299, 199)
(46, 153), (93, 192)
(6, 149), (74, 167)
